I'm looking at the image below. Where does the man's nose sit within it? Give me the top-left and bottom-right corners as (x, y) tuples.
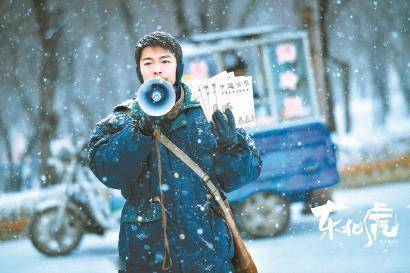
(153, 64), (162, 75)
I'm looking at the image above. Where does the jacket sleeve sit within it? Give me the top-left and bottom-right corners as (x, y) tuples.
(87, 111), (153, 190)
(213, 128), (262, 193)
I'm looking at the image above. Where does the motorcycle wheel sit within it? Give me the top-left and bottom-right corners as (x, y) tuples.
(231, 192), (290, 238)
(29, 207), (85, 256)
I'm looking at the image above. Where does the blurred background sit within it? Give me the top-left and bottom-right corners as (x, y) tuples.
(0, 0), (409, 272)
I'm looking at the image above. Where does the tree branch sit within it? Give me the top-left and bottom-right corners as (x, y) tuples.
(330, 56), (351, 132)
(118, 0), (138, 44)
(172, 0), (191, 37)
(238, 0), (258, 28)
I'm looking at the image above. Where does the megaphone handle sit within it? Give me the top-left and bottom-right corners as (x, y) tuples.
(151, 117), (162, 128)
(153, 128), (161, 138)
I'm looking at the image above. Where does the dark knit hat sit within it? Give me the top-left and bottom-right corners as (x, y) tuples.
(134, 31), (184, 84)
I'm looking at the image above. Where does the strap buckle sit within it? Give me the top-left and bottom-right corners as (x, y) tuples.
(201, 174), (210, 182)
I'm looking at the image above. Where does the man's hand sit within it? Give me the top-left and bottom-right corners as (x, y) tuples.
(211, 108), (238, 150)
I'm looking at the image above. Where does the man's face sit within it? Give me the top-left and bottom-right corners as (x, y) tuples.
(140, 46), (177, 85)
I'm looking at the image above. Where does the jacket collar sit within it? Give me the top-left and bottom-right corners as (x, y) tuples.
(168, 83), (200, 133)
(180, 83), (201, 111)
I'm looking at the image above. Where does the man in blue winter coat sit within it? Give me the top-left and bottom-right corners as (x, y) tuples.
(87, 31), (262, 273)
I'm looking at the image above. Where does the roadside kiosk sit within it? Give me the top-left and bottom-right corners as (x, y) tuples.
(182, 26), (340, 237)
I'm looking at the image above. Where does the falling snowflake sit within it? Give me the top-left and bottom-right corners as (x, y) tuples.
(160, 184), (169, 191)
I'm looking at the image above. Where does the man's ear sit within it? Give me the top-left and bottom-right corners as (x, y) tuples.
(136, 62), (144, 83)
(176, 61), (184, 84)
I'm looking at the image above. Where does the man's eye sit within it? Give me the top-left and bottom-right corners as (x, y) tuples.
(162, 60), (170, 64)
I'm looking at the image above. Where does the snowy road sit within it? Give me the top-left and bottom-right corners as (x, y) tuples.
(1, 182), (409, 273)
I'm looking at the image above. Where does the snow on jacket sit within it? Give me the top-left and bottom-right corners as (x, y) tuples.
(87, 84), (262, 273)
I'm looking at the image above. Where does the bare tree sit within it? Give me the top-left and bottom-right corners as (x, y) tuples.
(0, 8), (40, 190)
(238, 0), (258, 28)
(394, 54), (410, 115)
(172, 0), (191, 37)
(119, 0), (138, 44)
(352, 1), (392, 125)
(294, 0), (336, 132)
(331, 57), (351, 132)
(215, 0), (229, 31)
(390, 1), (410, 114)
(97, 1), (116, 118)
(368, 35), (389, 124)
(0, 112), (21, 191)
(32, 0), (64, 186)
(321, 0), (353, 133)
(198, 0), (210, 33)
(318, 0), (336, 132)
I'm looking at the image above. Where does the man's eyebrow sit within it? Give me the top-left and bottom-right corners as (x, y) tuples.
(141, 55), (173, 61)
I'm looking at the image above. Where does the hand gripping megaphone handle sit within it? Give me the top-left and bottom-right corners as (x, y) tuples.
(137, 77), (176, 117)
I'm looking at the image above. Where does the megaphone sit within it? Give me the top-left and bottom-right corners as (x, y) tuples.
(137, 77), (176, 117)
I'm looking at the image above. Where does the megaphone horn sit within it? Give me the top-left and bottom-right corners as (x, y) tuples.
(137, 77), (176, 117)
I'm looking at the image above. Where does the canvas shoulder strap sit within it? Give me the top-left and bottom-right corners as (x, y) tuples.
(154, 129), (259, 273)
(154, 130), (231, 217)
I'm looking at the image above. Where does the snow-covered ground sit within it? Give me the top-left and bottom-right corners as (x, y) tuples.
(250, 181), (410, 273)
(332, 81), (410, 167)
(0, 181), (409, 273)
